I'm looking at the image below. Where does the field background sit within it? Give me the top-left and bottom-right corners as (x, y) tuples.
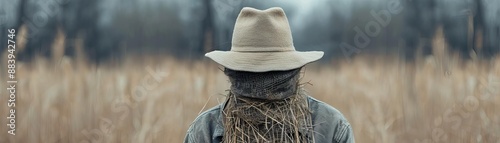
(0, 55), (499, 143)
(0, 30), (500, 143)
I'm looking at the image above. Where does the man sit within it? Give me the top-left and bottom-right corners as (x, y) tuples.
(185, 7), (354, 143)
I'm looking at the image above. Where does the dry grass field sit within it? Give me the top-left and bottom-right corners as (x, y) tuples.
(1, 27), (499, 143)
(0, 54), (499, 143)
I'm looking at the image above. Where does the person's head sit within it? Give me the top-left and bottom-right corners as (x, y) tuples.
(205, 7), (323, 143)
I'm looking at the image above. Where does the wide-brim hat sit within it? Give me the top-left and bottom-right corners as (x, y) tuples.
(205, 7), (324, 72)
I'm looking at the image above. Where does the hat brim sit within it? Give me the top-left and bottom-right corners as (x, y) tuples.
(205, 50), (324, 72)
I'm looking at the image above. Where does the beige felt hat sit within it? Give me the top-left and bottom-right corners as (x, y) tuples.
(205, 7), (324, 72)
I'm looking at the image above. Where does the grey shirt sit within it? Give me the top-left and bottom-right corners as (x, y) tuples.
(184, 96), (355, 143)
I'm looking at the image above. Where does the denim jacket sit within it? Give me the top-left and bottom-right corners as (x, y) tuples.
(184, 96), (354, 143)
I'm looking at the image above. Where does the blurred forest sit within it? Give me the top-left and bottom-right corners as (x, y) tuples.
(0, 0), (498, 62)
(0, 0), (499, 143)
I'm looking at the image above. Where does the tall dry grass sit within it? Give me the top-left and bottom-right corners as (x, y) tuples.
(0, 26), (499, 143)
(0, 54), (498, 143)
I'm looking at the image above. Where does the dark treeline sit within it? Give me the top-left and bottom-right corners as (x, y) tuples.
(0, 0), (498, 63)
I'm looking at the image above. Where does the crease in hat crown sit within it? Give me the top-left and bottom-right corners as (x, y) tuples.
(231, 7), (295, 52)
(204, 7), (324, 72)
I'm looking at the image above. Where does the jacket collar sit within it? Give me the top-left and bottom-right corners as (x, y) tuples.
(213, 98), (228, 140)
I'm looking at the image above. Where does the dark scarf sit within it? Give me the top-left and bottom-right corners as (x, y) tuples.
(223, 68), (301, 100)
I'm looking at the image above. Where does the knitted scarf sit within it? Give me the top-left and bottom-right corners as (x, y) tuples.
(223, 68), (301, 100)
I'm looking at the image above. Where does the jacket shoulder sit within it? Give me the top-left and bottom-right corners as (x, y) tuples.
(308, 96), (348, 121)
(190, 105), (222, 125)
(307, 96), (354, 143)
(185, 105), (223, 143)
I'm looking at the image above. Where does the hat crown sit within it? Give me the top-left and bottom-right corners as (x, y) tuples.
(231, 7), (295, 52)
(204, 7), (324, 72)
